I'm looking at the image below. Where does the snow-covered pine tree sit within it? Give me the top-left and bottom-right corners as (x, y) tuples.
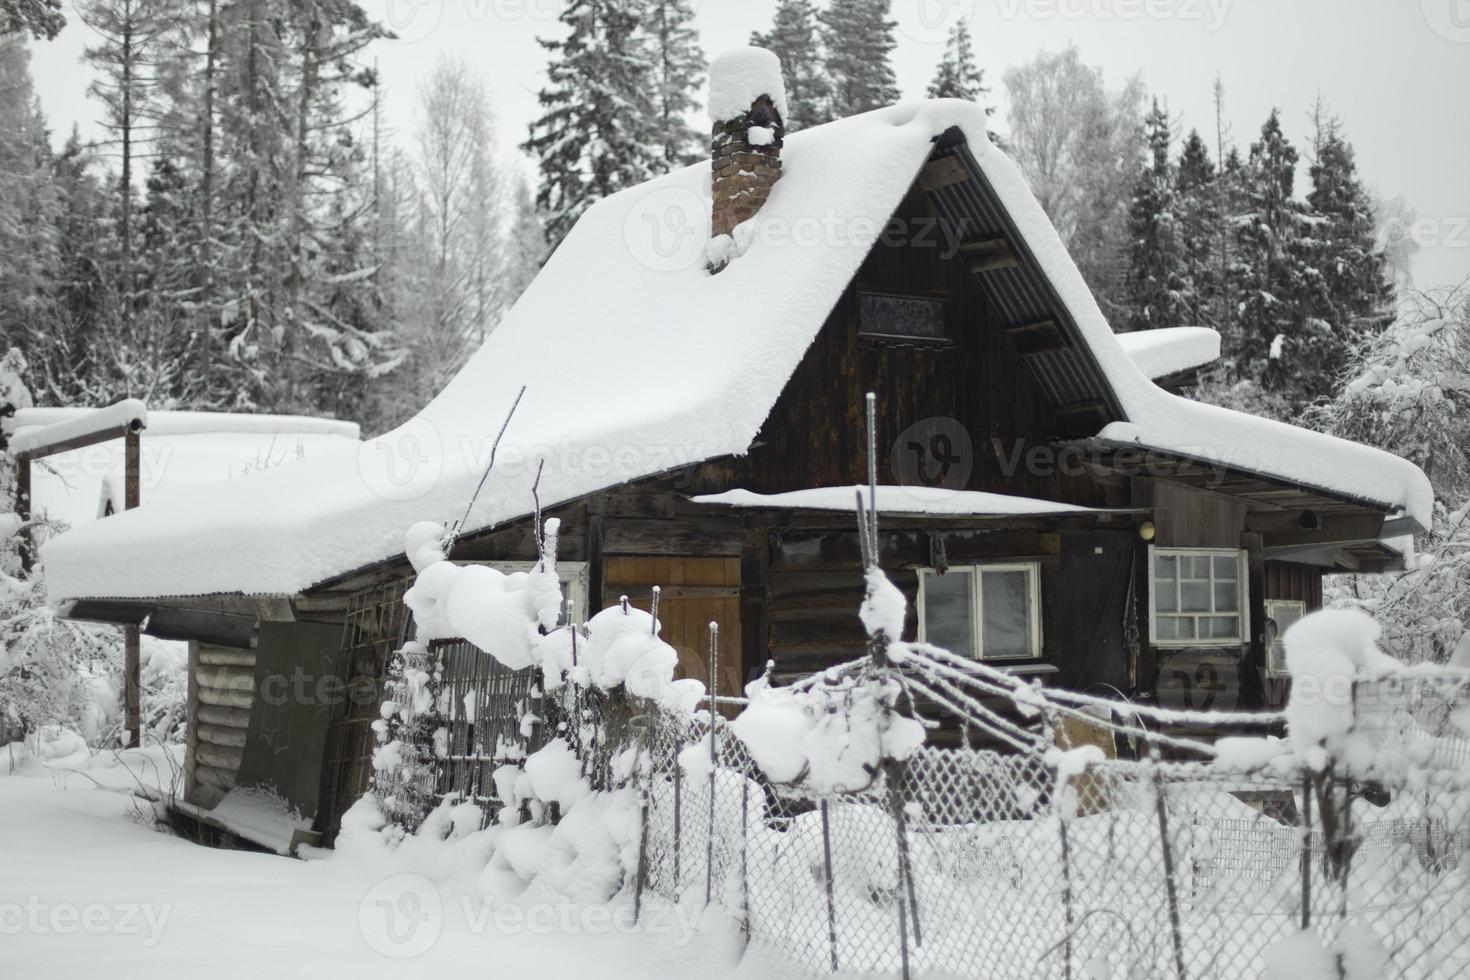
(643, 0), (704, 169)
(926, 19), (998, 137)
(524, 0), (659, 251)
(749, 0), (831, 131)
(820, 0), (900, 119)
(1174, 129), (1219, 330)
(77, 0), (176, 340)
(1, 0), (66, 39)
(0, 36), (63, 368)
(1305, 106), (1394, 357)
(1230, 109), (1309, 402)
(1123, 99), (1185, 332)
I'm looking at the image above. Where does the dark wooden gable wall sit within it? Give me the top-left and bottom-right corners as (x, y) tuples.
(705, 178), (1122, 510)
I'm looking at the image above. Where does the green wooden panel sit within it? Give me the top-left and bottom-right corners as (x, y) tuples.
(234, 620), (345, 822)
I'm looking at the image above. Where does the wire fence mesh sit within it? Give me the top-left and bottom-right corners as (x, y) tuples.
(428, 649), (1470, 979)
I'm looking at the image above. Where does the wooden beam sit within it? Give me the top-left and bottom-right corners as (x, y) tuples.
(1052, 400), (1113, 439)
(958, 236), (1020, 274)
(917, 154), (969, 192)
(1258, 512), (1385, 548)
(1005, 319), (1069, 358)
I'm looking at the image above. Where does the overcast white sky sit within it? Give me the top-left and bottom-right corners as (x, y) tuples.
(26, 0), (1470, 291)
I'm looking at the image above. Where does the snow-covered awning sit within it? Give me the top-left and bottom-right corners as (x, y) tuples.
(691, 486), (1132, 519)
(41, 99), (1432, 602)
(1115, 327), (1221, 381)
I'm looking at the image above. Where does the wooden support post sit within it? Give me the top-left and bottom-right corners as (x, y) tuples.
(124, 427), (141, 748)
(1240, 530), (1267, 711)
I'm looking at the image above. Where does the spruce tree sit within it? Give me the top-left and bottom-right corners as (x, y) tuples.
(1306, 109), (1393, 350)
(1231, 109), (1309, 398)
(750, 0), (831, 131)
(1174, 129), (1219, 329)
(524, 0), (659, 250)
(644, 0), (704, 169)
(821, 0), (900, 119)
(1123, 99), (1185, 331)
(927, 20), (993, 122)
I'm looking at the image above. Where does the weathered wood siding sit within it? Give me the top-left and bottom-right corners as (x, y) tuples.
(1264, 561), (1324, 608)
(699, 183), (1124, 509)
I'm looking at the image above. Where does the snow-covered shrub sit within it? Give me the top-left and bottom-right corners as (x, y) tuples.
(1320, 287), (1470, 664)
(0, 350), (121, 746)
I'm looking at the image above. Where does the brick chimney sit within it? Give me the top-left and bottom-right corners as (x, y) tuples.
(707, 48), (787, 271)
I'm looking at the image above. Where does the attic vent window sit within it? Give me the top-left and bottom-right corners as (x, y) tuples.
(858, 292), (947, 343)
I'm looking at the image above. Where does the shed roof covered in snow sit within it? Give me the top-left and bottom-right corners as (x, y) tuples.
(40, 99), (1433, 601)
(6, 409), (359, 538)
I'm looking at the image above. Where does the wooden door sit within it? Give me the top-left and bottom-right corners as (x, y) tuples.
(603, 556), (744, 702)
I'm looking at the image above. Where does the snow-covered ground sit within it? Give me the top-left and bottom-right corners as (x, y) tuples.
(0, 740), (816, 980)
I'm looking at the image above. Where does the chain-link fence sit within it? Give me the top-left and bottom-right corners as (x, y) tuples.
(424, 649), (1470, 979)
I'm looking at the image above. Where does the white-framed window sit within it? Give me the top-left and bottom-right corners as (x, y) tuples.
(1149, 547), (1248, 647)
(483, 560), (590, 627)
(1265, 599), (1306, 676)
(918, 563), (1042, 661)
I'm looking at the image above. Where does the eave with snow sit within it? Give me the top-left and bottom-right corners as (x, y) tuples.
(36, 76), (1432, 845)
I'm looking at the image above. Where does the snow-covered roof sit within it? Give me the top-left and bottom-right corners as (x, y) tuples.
(15, 410), (359, 535)
(41, 99), (1432, 601)
(1115, 327), (1221, 381)
(692, 486), (1122, 518)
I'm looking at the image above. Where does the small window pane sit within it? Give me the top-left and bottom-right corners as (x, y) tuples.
(1204, 615), (1240, 639)
(1187, 555), (1213, 579)
(1214, 580), (1239, 613)
(923, 571), (974, 659)
(1155, 555), (1177, 583)
(1156, 585), (1179, 614)
(981, 569), (1032, 659)
(1157, 616), (1196, 640)
(1213, 555), (1239, 581)
(1181, 580), (1212, 613)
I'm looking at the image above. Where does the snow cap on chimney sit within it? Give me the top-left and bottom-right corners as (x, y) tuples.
(707, 47), (787, 272)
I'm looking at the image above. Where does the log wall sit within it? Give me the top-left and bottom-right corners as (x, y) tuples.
(185, 641), (256, 808)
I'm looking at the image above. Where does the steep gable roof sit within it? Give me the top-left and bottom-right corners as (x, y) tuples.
(42, 100), (1432, 601)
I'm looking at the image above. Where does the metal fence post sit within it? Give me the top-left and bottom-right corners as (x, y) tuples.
(1153, 766), (1188, 980)
(739, 775), (750, 939)
(1301, 772), (1313, 930)
(673, 731), (684, 892)
(706, 622), (719, 907)
(821, 799), (839, 973)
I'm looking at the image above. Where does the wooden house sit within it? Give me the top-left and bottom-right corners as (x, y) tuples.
(42, 80), (1430, 849)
